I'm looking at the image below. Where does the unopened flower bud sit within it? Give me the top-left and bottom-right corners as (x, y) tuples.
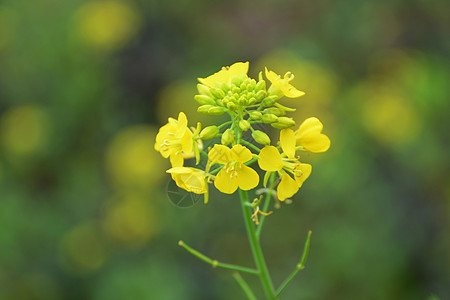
(231, 75), (242, 87)
(239, 120), (251, 131)
(263, 107), (283, 116)
(261, 114), (278, 123)
(221, 128), (235, 145)
(248, 97), (257, 105)
(238, 96), (248, 106)
(210, 87), (225, 99)
(249, 79), (256, 90)
(261, 95), (279, 107)
(197, 84), (212, 96)
(255, 90), (266, 101)
(252, 130), (271, 145)
(255, 80), (266, 92)
(249, 111), (262, 120)
(208, 106), (227, 115)
(198, 105), (214, 114)
(219, 82), (231, 92)
(195, 95), (216, 105)
(271, 117), (296, 129)
(199, 126), (219, 140)
(227, 102), (237, 111)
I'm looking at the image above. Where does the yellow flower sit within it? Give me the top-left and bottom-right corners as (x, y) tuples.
(209, 144), (259, 194)
(258, 129), (311, 201)
(295, 117), (330, 153)
(198, 62), (249, 88)
(265, 67), (305, 98)
(154, 112), (193, 167)
(167, 167), (208, 194)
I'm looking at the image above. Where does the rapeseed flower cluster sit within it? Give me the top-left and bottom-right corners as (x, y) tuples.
(155, 62), (330, 204)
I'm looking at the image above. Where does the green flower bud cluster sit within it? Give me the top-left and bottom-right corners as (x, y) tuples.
(196, 74), (268, 114)
(195, 75), (296, 130)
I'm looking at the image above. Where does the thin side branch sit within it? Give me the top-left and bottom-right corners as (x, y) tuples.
(232, 272), (257, 300)
(275, 230), (312, 296)
(178, 240), (259, 275)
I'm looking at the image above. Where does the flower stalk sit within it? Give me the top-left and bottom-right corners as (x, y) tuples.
(239, 189), (276, 299)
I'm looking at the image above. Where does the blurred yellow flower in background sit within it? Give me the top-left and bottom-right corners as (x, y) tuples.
(361, 90), (420, 147)
(105, 125), (166, 192)
(0, 105), (50, 158)
(59, 221), (107, 275)
(74, 0), (141, 51)
(102, 194), (159, 248)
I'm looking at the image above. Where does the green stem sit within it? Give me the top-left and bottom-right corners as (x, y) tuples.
(200, 149), (209, 158)
(244, 158), (258, 166)
(209, 164), (224, 175)
(241, 140), (261, 153)
(178, 240), (258, 275)
(233, 272), (257, 300)
(275, 230), (312, 296)
(239, 189), (276, 299)
(218, 121), (232, 129)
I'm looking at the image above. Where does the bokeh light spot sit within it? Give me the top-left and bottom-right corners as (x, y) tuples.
(75, 0), (141, 51)
(105, 125), (166, 192)
(59, 222), (106, 275)
(102, 194), (159, 248)
(362, 90), (421, 147)
(0, 105), (50, 157)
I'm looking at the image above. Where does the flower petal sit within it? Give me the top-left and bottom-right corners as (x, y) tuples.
(295, 117), (330, 153)
(169, 151), (184, 167)
(154, 123), (173, 152)
(214, 168), (238, 194)
(179, 173), (207, 194)
(180, 129), (193, 154)
(258, 146), (283, 171)
(280, 84), (305, 98)
(208, 145), (231, 164)
(265, 68), (305, 98)
(265, 67), (279, 83)
(230, 144), (253, 163)
(166, 167), (192, 174)
(280, 129), (296, 159)
(277, 173), (299, 201)
(294, 163), (312, 188)
(198, 62), (249, 87)
(237, 165), (259, 190)
(168, 167), (207, 194)
(177, 112), (188, 128)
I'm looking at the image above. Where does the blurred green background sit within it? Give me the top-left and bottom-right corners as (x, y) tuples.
(0, 0), (449, 299)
